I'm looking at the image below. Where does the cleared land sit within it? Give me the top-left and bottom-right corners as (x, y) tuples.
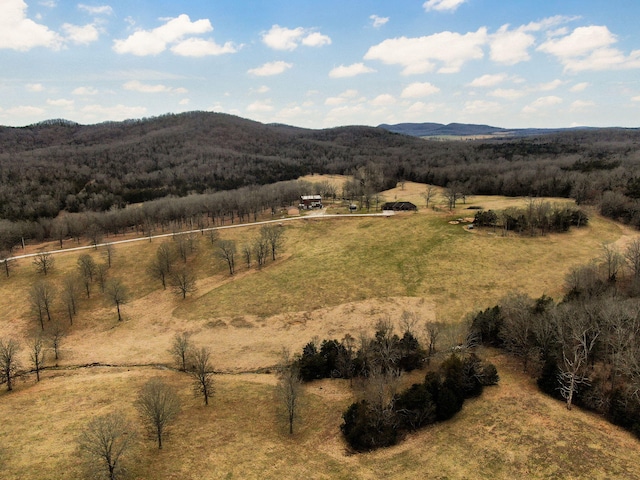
(0, 181), (639, 479)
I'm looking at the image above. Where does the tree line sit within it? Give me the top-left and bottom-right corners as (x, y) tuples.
(470, 240), (640, 437)
(2, 112), (640, 250)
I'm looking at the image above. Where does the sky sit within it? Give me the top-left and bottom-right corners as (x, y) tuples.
(1, 0), (640, 129)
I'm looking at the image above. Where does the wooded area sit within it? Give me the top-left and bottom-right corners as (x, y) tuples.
(0, 112), (639, 251)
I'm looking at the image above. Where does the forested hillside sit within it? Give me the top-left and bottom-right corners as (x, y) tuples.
(1, 111), (640, 250)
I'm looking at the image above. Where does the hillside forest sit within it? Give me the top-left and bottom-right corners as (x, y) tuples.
(0, 112), (640, 253)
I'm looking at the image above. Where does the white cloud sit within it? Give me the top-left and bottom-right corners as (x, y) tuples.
(113, 14), (215, 56)
(423, 0), (467, 12)
(401, 82), (440, 98)
(46, 98), (74, 107)
(0, 0), (63, 50)
(489, 25), (535, 65)
(536, 79), (564, 91)
(325, 96), (347, 106)
(632, 96), (640, 102)
(522, 95), (563, 113)
(364, 28), (487, 75)
(370, 15), (389, 28)
(179, 98), (190, 105)
(247, 61), (292, 76)
(81, 103), (147, 121)
(78, 4), (114, 16)
(464, 100), (501, 115)
(328, 63), (375, 78)
(62, 23), (99, 45)
(405, 101), (442, 119)
(247, 100), (274, 112)
(250, 85), (270, 94)
(26, 83), (45, 92)
(570, 82), (589, 92)
(468, 73), (507, 87)
(262, 25), (331, 51)
(72, 86), (99, 95)
(6, 105), (45, 116)
(123, 80), (172, 93)
(302, 32), (331, 47)
(370, 94), (396, 106)
(488, 88), (525, 100)
(39, 1), (57, 7)
(325, 89), (360, 106)
(538, 25), (640, 72)
(170, 38), (237, 56)
(570, 100), (595, 111)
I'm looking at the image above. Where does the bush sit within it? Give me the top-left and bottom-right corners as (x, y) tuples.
(341, 400), (399, 451)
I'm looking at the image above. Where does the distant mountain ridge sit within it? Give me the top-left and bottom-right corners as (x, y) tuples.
(377, 122), (606, 138)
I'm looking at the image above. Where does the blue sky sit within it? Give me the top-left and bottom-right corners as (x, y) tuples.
(1, 0), (640, 129)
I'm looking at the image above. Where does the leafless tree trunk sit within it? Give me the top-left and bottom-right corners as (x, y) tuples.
(500, 292), (535, 372)
(49, 322), (65, 361)
(261, 224), (285, 261)
(216, 240), (236, 275)
(425, 320), (442, 357)
(625, 238), (640, 279)
(170, 267), (197, 299)
(105, 278), (129, 322)
(276, 348), (303, 434)
(30, 335), (45, 382)
(253, 236), (269, 268)
(190, 346), (214, 405)
(103, 243), (115, 268)
(78, 411), (134, 480)
(601, 242), (624, 282)
(421, 185), (437, 208)
(33, 252), (54, 275)
(29, 280), (56, 330)
(557, 305), (600, 410)
(96, 263), (109, 293)
(62, 275), (80, 324)
(169, 332), (192, 371)
(0, 338), (20, 391)
(135, 378), (181, 449)
(242, 243), (252, 268)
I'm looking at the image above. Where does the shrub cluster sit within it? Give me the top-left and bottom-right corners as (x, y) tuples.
(340, 354), (499, 452)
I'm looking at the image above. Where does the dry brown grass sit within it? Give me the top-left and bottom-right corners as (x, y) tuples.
(0, 183), (639, 478)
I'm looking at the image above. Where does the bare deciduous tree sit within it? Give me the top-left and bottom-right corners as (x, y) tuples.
(33, 252), (54, 275)
(29, 280), (56, 330)
(421, 185), (437, 209)
(96, 263), (109, 293)
(170, 268), (197, 299)
(135, 378), (181, 449)
(77, 253), (97, 282)
(169, 332), (192, 371)
(276, 348), (302, 434)
(105, 278), (129, 322)
(242, 243), (252, 268)
(0, 338), (20, 391)
(61, 275), (80, 324)
(191, 346), (214, 405)
(253, 236), (268, 268)
(30, 334), (45, 382)
(78, 411), (134, 480)
(625, 238), (640, 280)
(49, 322), (65, 361)
(0, 251), (14, 278)
(103, 243), (115, 268)
(261, 224), (285, 261)
(424, 320), (443, 357)
(499, 292), (535, 372)
(216, 240), (236, 275)
(556, 304), (600, 410)
(601, 242), (624, 282)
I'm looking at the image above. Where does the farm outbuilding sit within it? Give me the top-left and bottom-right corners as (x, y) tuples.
(381, 201), (417, 211)
(299, 195), (323, 209)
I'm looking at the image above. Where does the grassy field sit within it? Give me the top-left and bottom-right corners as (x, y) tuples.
(0, 180), (639, 479)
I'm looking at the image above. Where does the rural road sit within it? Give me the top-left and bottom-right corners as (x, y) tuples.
(7, 209), (394, 261)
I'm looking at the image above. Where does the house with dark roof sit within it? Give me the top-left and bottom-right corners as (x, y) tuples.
(381, 201), (417, 211)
